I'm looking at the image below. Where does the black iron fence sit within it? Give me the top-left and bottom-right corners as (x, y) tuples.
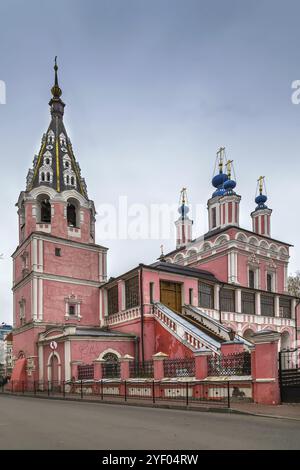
(163, 358), (195, 378)
(0, 379), (253, 408)
(129, 361), (154, 378)
(78, 364), (94, 380)
(102, 361), (120, 379)
(279, 347), (300, 403)
(208, 352), (251, 376)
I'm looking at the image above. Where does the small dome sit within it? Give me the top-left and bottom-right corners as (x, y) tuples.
(212, 172), (228, 188)
(255, 194), (267, 205)
(178, 204), (189, 216)
(224, 179), (236, 191)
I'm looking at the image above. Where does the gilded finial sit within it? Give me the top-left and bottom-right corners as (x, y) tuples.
(217, 147), (225, 172)
(160, 244), (164, 256)
(51, 56), (62, 99)
(258, 176), (265, 194)
(180, 187), (187, 206)
(226, 160), (233, 179)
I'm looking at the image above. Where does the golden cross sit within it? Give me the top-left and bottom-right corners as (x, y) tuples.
(257, 176), (265, 194)
(180, 187), (187, 205)
(160, 244), (164, 256)
(226, 159), (233, 178)
(217, 147), (225, 171)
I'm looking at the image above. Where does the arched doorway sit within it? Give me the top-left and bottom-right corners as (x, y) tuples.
(47, 352), (61, 388)
(281, 331), (290, 351)
(243, 328), (255, 343)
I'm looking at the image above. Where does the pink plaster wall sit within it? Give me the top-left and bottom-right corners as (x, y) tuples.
(43, 240), (100, 281)
(14, 281), (32, 327)
(195, 254), (228, 282)
(154, 321), (193, 358)
(43, 280), (99, 325)
(70, 339), (135, 363)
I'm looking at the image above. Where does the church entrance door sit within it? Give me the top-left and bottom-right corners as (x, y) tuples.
(160, 281), (182, 313)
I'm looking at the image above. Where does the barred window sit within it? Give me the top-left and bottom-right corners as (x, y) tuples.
(267, 273), (273, 292)
(279, 297), (291, 318)
(211, 207), (217, 228)
(125, 276), (140, 309)
(107, 285), (119, 315)
(249, 269), (255, 289)
(241, 291), (255, 315)
(261, 294), (274, 317)
(220, 288), (235, 312)
(198, 282), (214, 309)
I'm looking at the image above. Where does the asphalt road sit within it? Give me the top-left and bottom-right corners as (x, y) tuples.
(0, 395), (299, 450)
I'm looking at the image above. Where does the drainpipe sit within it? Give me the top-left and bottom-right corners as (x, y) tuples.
(139, 265), (145, 365)
(295, 299), (300, 348)
(218, 283), (224, 324)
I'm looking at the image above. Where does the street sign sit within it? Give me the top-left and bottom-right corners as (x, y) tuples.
(50, 341), (58, 350)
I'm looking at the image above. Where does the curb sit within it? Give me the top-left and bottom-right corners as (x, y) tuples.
(1, 393), (300, 421)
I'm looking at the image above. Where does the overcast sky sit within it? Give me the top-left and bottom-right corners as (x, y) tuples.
(1, 0), (300, 324)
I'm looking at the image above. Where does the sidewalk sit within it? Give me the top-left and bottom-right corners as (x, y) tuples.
(231, 402), (300, 420)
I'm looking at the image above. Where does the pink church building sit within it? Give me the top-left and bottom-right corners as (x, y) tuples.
(11, 63), (299, 387)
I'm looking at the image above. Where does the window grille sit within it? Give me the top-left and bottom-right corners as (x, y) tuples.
(261, 294), (275, 317)
(279, 297), (291, 319)
(220, 288), (235, 312)
(241, 291), (255, 315)
(107, 285), (119, 315)
(198, 282), (214, 309)
(125, 276), (140, 309)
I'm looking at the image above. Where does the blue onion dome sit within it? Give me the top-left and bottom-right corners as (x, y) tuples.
(224, 179), (236, 191)
(255, 194), (267, 205)
(178, 203), (189, 217)
(212, 171), (228, 188)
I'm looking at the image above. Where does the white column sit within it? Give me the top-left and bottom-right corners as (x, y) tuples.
(291, 299), (296, 320)
(255, 292), (261, 316)
(235, 288), (241, 313)
(32, 238), (38, 271)
(214, 284), (220, 310)
(38, 239), (43, 272)
(284, 264), (288, 293)
(275, 295), (280, 317)
(64, 341), (71, 382)
(104, 289), (108, 317)
(99, 252), (103, 282)
(227, 253), (232, 283)
(38, 278), (43, 321)
(32, 277), (38, 320)
(38, 344), (44, 383)
(99, 288), (103, 325)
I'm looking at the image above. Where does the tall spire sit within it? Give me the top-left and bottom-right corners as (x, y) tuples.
(49, 56), (65, 118)
(175, 187), (193, 249)
(25, 59), (88, 198)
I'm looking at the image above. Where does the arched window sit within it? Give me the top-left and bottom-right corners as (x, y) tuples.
(46, 158), (50, 165)
(41, 172), (45, 182)
(67, 203), (77, 227)
(40, 197), (51, 223)
(102, 353), (120, 378)
(71, 176), (75, 186)
(66, 175), (70, 184)
(46, 172), (50, 182)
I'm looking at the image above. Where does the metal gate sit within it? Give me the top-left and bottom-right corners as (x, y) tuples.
(279, 347), (300, 403)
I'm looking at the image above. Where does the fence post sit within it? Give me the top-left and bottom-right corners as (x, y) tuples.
(251, 330), (281, 405)
(152, 380), (155, 404)
(80, 380), (83, 399)
(22, 381), (25, 394)
(152, 352), (168, 380)
(101, 379), (103, 400)
(47, 381), (50, 396)
(11, 380), (13, 393)
(194, 349), (211, 379)
(120, 355), (134, 380)
(186, 382), (189, 406)
(34, 381), (36, 395)
(63, 381), (65, 398)
(227, 381), (230, 408)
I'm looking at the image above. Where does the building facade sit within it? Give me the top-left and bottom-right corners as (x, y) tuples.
(10, 63), (300, 385)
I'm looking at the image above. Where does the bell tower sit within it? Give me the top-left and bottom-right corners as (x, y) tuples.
(12, 59), (107, 367)
(251, 176), (272, 237)
(175, 188), (193, 248)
